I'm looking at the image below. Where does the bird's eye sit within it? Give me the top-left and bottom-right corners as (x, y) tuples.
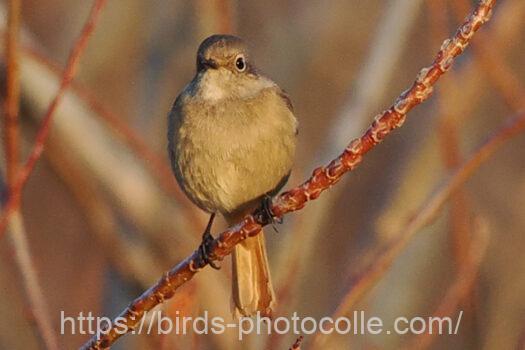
(235, 55), (246, 72)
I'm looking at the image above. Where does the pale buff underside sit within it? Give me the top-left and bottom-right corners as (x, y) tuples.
(168, 69), (297, 215)
(168, 68), (297, 317)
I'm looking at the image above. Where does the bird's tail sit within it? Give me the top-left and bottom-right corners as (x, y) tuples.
(231, 228), (275, 318)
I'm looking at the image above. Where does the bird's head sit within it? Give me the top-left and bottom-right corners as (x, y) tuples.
(196, 34), (256, 76)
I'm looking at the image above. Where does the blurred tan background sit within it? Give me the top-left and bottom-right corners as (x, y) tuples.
(0, 0), (524, 349)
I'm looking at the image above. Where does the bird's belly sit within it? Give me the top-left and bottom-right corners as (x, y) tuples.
(171, 86), (297, 215)
(175, 130), (294, 215)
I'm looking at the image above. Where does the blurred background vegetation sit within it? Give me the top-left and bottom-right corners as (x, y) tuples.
(0, 0), (524, 349)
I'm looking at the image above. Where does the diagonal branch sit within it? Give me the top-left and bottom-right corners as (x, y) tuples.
(310, 110), (525, 348)
(80, 1), (496, 348)
(0, 0), (108, 239)
(289, 336), (304, 350)
(269, 0), (494, 218)
(19, 47), (203, 228)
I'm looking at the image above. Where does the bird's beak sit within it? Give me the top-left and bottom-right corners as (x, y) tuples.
(201, 58), (218, 70)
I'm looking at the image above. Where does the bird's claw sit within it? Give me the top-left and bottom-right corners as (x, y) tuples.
(198, 231), (221, 269)
(198, 213), (220, 269)
(261, 195), (283, 232)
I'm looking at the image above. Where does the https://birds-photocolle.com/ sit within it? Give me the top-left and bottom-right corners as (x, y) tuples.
(168, 34), (298, 318)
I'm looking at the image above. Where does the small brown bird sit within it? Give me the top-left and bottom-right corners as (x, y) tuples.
(168, 34), (297, 317)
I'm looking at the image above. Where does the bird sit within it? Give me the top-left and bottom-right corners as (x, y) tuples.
(167, 34), (298, 317)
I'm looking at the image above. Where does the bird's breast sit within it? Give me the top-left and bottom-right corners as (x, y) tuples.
(170, 88), (297, 215)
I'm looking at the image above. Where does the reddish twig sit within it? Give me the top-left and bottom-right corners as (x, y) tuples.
(270, 2), (425, 339)
(450, 0), (525, 112)
(3, 0), (21, 188)
(80, 1), (496, 348)
(289, 336), (304, 350)
(0, 0), (108, 239)
(27, 46), (176, 195)
(430, 0), (480, 324)
(3, 2), (59, 349)
(407, 217), (490, 350)
(428, 0), (474, 274)
(21, 46), (203, 228)
(270, 0), (494, 218)
(311, 110), (525, 348)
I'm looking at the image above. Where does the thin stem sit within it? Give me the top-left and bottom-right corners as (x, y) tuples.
(0, 0), (108, 238)
(7, 212), (60, 350)
(289, 336), (304, 350)
(3, 0), (21, 189)
(3, 2), (59, 349)
(311, 111), (525, 348)
(20, 46), (203, 229)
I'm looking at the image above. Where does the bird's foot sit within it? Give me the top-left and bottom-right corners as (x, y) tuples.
(260, 195), (283, 232)
(198, 231), (221, 269)
(197, 213), (220, 269)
